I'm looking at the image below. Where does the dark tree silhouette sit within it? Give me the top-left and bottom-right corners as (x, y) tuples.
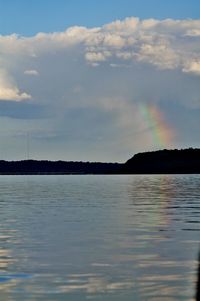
(0, 148), (199, 174)
(123, 148), (200, 174)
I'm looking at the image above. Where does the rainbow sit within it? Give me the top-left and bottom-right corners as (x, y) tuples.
(139, 103), (174, 149)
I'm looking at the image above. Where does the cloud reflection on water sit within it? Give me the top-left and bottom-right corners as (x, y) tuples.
(0, 229), (17, 270)
(0, 175), (199, 300)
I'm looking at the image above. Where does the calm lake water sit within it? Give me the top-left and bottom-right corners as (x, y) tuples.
(0, 175), (199, 301)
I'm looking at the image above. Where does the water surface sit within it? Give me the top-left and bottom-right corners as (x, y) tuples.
(0, 175), (199, 300)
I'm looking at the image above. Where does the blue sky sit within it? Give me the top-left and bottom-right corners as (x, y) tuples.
(0, 1), (199, 161)
(0, 0), (200, 36)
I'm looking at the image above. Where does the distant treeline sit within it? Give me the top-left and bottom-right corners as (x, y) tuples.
(0, 160), (122, 174)
(0, 148), (199, 174)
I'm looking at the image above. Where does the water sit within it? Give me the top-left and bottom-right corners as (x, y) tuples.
(0, 175), (199, 301)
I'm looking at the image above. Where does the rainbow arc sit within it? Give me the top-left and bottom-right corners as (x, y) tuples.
(139, 104), (174, 149)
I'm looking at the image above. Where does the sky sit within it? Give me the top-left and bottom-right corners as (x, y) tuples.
(0, 0), (199, 162)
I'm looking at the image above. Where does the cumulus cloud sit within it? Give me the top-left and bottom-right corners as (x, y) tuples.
(85, 52), (106, 62)
(82, 17), (200, 74)
(0, 69), (31, 101)
(103, 17), (139, 33)
(0, 17), (200, 74)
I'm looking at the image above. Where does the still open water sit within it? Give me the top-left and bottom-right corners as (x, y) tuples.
(0, 175), (199, 301)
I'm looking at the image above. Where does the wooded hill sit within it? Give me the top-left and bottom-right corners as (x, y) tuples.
(123, 148), (200, 174)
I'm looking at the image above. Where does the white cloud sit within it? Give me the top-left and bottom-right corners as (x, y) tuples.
(103, 17), (139, 33)
(136, 42), (179, 70)
(0, 86), (31, 101)
(24, 69), (39, 76)
(182, 60), (200, 75)
(141, 18), (159, 29)
(0, 69), (31, 101)
(103, 34), (126, 48)
(83, 17), (200, 75)
(85, 52), (106, 62)
(0, 17), (200, 75)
